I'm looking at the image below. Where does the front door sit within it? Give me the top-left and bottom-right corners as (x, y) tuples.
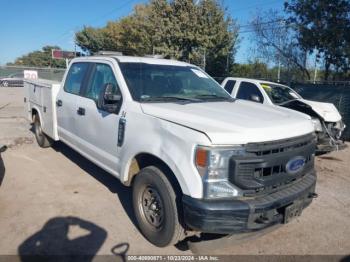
(74, 62), (123, 176)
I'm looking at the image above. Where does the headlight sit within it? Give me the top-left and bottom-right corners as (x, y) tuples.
(332, 120), (345, 139)
(311, 118), (323, 132)
(194, 145), (245, 199)
(334, 120), (345, 131)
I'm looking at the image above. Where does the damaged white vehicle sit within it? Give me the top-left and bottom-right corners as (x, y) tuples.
(222, 78), (346, 154)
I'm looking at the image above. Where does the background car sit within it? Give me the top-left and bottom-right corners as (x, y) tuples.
(0, 72), (24, 87)
(221, 77), (346, 155)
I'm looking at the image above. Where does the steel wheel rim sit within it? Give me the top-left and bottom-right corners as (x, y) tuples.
(35, 119), (43, 141)
(139, 185), (164, 230)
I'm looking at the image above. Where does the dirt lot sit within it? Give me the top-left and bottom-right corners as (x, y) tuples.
(0, 87), (350, 257)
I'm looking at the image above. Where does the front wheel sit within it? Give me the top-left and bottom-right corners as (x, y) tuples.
(33, 115), (53, 148)
(132, 166), (185, 247)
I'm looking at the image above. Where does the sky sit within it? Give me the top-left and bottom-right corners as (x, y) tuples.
(0, 0), (285, 65)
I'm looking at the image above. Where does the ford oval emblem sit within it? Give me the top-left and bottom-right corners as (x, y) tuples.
(286, 156), (306, 174)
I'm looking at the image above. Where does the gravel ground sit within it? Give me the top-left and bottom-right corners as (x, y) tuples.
(0, 88), (349, 258)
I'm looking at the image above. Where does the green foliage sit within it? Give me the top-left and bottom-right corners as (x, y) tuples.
(75, 27), (107, 54)
(74, 0), (239, 76)
(285, 0), (350, 80)
(8, 46), (66, 68)
(228, 61), (309, 83)
(231, 61), (270, 79)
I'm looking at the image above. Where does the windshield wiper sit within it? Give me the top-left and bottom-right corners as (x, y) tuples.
(194, 94), (234, 101)
(278, 98), (300, 105)
(140, 96), (201, 103)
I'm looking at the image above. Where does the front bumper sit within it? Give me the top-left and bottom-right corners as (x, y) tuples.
(316, 137), (347, 154)
(316, 121), (347, 154)
(183, 171), (316, 234)
(0, 144), (6, 187)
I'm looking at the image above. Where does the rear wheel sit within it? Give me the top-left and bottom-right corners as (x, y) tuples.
(132, 166), (184, 247)
(33, 114), (53, 148)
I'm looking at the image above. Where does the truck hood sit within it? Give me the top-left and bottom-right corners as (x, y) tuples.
(140, 100), (314, 145)
(299, 99), (342, 122)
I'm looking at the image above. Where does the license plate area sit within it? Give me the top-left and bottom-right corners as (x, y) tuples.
(283, 201), (304, 224)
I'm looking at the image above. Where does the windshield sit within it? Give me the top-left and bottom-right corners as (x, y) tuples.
(261, 83), (301, 104)
(119, 62), (232, 102)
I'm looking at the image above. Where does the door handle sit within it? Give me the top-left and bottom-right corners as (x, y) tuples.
(77, 107), (85, 116)
(56, 100), (63, 107)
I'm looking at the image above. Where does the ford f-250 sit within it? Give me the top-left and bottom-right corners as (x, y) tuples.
(24, 54), (317, 247)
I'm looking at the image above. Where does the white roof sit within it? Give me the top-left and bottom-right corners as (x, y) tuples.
(225, 77), (289, 87)
(72, 55), (192, 67)
(114, 56), (191, 66)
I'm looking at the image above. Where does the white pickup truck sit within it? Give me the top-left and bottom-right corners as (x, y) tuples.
(24, 55), (317, 247)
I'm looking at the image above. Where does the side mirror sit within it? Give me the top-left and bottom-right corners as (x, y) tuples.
(250, 94), (261, 103)
(98, 83), (122, 113)
(103, 83), (122, 102)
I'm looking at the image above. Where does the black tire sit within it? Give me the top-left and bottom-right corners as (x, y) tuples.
(33, 114), (53, 148)
(132, 166), (184, 247)
(2, 81), (8, 87)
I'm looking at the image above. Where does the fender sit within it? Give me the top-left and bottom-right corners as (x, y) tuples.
(118, 111), (210, 198)
(31, 104), (44, 126)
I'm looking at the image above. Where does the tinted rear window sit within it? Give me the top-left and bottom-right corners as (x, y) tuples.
(223, 80), (236, 94)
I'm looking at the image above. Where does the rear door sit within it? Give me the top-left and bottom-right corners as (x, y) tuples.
(223, 79), (237, 95)
(56, 62), (90, 146)
(236, 81), (264, 103)
(74, 62), (123, 176)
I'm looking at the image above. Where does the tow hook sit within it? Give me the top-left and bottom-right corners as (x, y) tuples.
(308, 192), (318, 199)
(0, 145), (7, 153)
(255, 216), (270, 224)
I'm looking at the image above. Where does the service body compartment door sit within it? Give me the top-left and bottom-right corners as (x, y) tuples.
(25, 80), (60, 140)
(23, 81), (32, 121)
(28, 81), (43, 107)
(40, 83), (60, 140)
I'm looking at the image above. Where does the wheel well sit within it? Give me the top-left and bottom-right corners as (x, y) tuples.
(31, 108), (38, 120)
(126, 153), (183, 195)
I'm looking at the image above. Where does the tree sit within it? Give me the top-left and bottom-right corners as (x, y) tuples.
(75, 27), (107, 54)
(231, 61), (270, 79)
(196, 0), (239, 76)
(8, 46), (66, 68)
(74, 0), (239, 76)
(250, 10), (311, 81)
(285, 0), (350, 80)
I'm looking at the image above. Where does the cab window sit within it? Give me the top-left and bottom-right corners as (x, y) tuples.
(223, 80), (236, 94)
(64, 63), (89, 95)
(236, 82), (264, 103)
(85, 63), (120, 102)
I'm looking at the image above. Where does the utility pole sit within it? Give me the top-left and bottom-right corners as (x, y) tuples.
(277, 20), (286, 83)
(313, 54), (318, 84)
(203, 48), (206, 71)
(74, 41), (77, 57)
(277, 31), (282, 82)
(226, 51), (230, 76)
